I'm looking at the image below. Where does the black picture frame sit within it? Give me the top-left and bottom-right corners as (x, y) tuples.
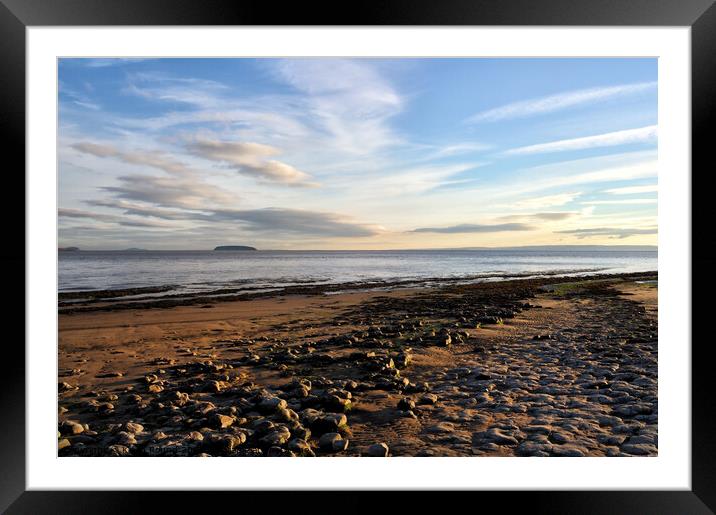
(2, 0), (714, 512)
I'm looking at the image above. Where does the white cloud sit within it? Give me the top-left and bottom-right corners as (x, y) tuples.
(272, 59), (404, 155)
(466, 81), (656, 123)
(185, 138), (318, 187)
(514, 192), (582, 209)
(423, 142), (492, 160)
(582, 199), (657, 205)
(557, 226), (657, 239)
(72, 142), (198, 177)
(123, 73), (229, 108)
(506, 125), (657, 155)
(497, 212), (580, 222)
(372, 163), (480, 195)
(605, 184), (658, 195)
(527, 159), (658, 193)
(411, 223), (533, 234)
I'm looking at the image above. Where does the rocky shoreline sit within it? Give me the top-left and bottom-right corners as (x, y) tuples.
(59, 268), (636, 314)
(58, 272), (658, 457)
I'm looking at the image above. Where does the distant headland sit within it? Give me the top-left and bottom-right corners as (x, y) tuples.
(58, 247), (79, 252)
(214, 245), (257, 251)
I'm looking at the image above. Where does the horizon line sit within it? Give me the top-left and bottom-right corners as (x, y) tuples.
(59, 243), (658, 252)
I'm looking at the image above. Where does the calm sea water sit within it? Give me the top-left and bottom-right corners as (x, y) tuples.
(58, 249), (657, 295)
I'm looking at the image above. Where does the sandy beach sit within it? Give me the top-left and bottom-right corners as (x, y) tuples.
(58, 272), (658, 457)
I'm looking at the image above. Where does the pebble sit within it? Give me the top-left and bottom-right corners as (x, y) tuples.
(124, 422), (144, 434)
(365, 443), (390, 457)
(59, 420), (85, 435)
(319, 432), (349, 452)
(212, 414), (236, 429)
(418, 393), (438, 405)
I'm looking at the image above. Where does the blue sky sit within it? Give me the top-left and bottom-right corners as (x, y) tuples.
(58, 58), (657, 249)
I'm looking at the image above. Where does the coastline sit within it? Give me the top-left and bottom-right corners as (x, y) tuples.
(58, 269), (658, 313)
(59, 272), (658, 457)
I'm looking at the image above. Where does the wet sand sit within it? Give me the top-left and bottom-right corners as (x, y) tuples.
(58, 272), (658, 457)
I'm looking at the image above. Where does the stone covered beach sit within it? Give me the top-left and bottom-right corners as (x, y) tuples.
(58, 272), (657, 457)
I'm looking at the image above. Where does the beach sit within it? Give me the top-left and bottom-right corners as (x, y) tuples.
(58, 271), (658, 457)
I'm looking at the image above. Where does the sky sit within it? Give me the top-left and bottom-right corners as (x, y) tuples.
(58, 58), (658, 250)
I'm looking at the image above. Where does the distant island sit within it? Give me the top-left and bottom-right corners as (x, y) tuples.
(123, 248), (148, 252)
(214, 245), (257, 251)
(58, 247), (79, 252)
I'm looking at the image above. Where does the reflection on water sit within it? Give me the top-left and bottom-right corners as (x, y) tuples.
(59, 249), (657, 295)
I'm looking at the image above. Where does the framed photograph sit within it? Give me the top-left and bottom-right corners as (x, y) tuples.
(4, 0), (715, 511)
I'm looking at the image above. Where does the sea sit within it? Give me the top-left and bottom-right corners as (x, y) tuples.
(58, 248), (657, 298)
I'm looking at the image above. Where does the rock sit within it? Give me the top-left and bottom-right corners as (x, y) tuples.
(59, 420), (84, 435)
(418, 393), (438, 405)
(547, 430), (570, 444)
(437, 333), (452, 347)
(484, 428), (519, 446)
(267, 446), (295, 457)
(426, 422), (455, 434)
(212, 414), (236, 429)
(276, 407), (299, 423)
(309, 413), (348, 434)
(96, 371), (123, 378)
(58, 438), (71, 450)
(203, 380), (224, 393)
(258, 396), (288, 413)
(148, 384), (164, 394)
(58, 382), (78, 392)
(515, 441), (552, 457)
(621, 442), (657, 455)
(397, 397), (416, 411)
(365, 443), (389, 457)
(260, 426), (291, 446)
(187, 431), (204, 441)
(551, 445), (586, 457)
(97, 402), (115, 413)
(205, 433), (245, 454)
(124, 422), (144, 434)
(612, 403), (652, 417)
(322, 394), (352, 413)
(319, 432), (349, 452)
(108, 444), (131, 456)
(126, 393), (143, 404)
(290, 424), (311, 441)
(115, 431), (137, 446)
(288, 438), (316, 457)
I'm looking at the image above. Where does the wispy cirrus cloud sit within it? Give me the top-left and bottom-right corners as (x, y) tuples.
(514, 192), (582, 209)
(519, 157), (657, 195)
(123, 72), (229, 108)
(410, 223), (533, 234)
(208, 208), (385, 237)
(185, 138), (318, 187)
(557, 226), (657, 239)
(103, 175), (236, 210)
(71, 141), (237, 209)
(497, 212), (580, 222)
(466, 81), (656, 123)
(505, 125), (657, 155)
(272, 59), (404, 155)
(80, 200), (384, 238)
(370, 163), (481, 195)
(582, 199), (657, 205)
(72, 142), (195, 176)
(604, 184), (658, 195)
(64, 58), (153, 68)
(58, 207), (173, 228)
